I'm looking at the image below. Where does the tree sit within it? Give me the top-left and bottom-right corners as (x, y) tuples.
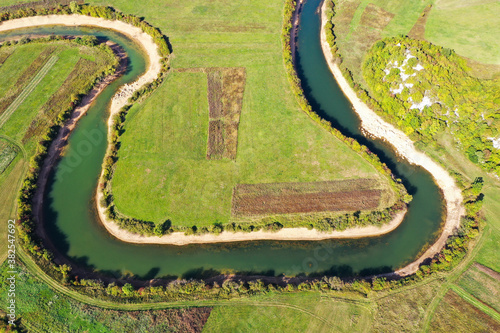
(69, 1), (81, 14)
(122, 283), (134, 296)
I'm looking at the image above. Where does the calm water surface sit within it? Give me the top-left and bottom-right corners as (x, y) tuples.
(1, 1), (444, 279)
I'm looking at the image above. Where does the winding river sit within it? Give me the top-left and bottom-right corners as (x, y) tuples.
(1, 0), (445, 279)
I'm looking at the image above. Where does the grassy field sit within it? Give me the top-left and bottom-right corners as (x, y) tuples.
(429, 290), (500, 332)
(371, 280), (441, 332)
(456, 264), (500, 313)
(203, 295), (371, 332)
(109, 0), (396, 227)
(0, 263), (212, 332)
(332, 0), (500, 86)
(0, 40), (116, 262)
(426, 0), (500, 65)
(0, 0), (497, 331)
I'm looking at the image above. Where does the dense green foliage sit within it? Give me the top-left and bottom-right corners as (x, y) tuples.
(363, 37), (500, 176)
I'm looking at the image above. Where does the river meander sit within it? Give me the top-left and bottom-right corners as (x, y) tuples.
(1, 0), (444, 279)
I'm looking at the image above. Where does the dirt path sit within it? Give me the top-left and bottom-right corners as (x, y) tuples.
(319, 0), (464, 276)
(474, 262), (500, 281)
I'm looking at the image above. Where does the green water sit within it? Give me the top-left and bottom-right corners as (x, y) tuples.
(1, 2), (444, 279)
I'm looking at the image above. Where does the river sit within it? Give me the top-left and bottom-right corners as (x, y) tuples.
(0, 0), (444, 279)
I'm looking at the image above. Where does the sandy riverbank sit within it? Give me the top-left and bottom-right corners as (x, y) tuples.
(98, 209), (407, 246)
(319, 1), (464, 276)
(1, 14), (408, 246)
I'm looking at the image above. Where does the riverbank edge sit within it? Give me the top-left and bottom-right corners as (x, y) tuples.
(1, 15), (409, 247)
(95, 0), (412, 244)
(319, 0), (464, 276)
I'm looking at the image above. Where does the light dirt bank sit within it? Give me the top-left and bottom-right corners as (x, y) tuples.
(97, 209), (407, 246)
(2, 14), (407, 246)
(319, 1), (464, 276)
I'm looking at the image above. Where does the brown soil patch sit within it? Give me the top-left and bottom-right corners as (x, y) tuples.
(207, 70), (223, 118)
(474, 262), (500, 281)
(207, 119), (224, 159)
(408, 5), (432, 40)
(430, 290), (500, 332)
(205, 67), (246, 160)
(223, 121), (239, 159)
(232, 179), (381, 216)
(222, 67), (245, 122)
(359, 3), (394, 29)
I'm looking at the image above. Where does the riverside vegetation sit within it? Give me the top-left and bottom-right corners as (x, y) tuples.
(363, 38), (500, 177)
(0, 34), (118, 261)
(9, 0), (481, 303)
(102, 0), (410, 237)
(0, 0), (496, 331)
(323, 0), (499, 330)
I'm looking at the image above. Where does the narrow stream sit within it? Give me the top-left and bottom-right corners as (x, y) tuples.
(1, 1), (444, 279)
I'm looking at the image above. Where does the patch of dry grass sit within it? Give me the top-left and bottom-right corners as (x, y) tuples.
(372, 281), (440, 332)
(429, 290), (500, 332)
(232, 179), (382, 216)
(205, 67), (245, 160)
(456, 264), (500, 312)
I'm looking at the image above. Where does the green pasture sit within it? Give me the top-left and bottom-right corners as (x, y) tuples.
(426, 0), (500, 65)
(108, 0), (395, 227)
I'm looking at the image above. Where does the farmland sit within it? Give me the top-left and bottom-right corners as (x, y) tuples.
(231, 179), (384, 216)
(206, 67), (245, 160)
(0, 263), (212, 332)
(0, 39), (117, 261)
(0, 0), (497, 331)
(429, 290), (500, 332)
(108, 0), (397, 228)
(456, 263), (500, 312)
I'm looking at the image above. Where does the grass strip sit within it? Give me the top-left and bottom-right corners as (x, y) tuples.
(449, 284), (500, 322)
(0, 55), (58, 128)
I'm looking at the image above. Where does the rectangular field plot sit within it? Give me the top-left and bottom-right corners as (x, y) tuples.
(0, 46), (58, 120)
(22, 57), (98, 143)
(232, 179), (382, 216)
(206, 67), (246, 160)
(430, 290), (500, 333)
(456, 263), (500, 313)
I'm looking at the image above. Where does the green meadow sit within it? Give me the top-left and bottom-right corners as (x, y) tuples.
(109, 0), (396, 227)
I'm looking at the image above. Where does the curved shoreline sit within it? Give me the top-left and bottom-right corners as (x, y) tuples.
(88, 12), (409, 245)
(0, 15), (409, 245)
(319, 1), (464, 276)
